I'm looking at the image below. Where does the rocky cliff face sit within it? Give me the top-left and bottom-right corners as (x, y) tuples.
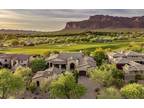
(64, 15), (144, 30)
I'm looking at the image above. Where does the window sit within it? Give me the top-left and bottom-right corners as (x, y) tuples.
(36, 81), (40, 87)
(20, 60), (23, 63)
(13, 61), (16, 65)
(61, 64), (66, 69)
(22, 64), (26, 67)
(4, 64), (9, 68)
(135, 74), (142, 80)
(54, 64), (59, 68)
(47, 63), (49, 68)
(0, 62), (2, 66)
(50, 63), (52, 67)
(70, 63), (75, 70)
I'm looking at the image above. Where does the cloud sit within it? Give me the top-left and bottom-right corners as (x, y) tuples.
(0, 9), (144, 31)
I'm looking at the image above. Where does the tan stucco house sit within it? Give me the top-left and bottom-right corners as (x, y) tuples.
(123, 61), (144, 83)
(107, 51), (144, 83)
(32, 52), (96, 87)
(45, 52), (96, 76)
(0, 54), (30, 70)
(107, 51), (144, 69)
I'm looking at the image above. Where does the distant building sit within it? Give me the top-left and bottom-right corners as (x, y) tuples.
(24, 40), (34, 46)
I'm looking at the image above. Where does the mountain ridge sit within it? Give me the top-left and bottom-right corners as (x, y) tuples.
(64, 15), (144, 30)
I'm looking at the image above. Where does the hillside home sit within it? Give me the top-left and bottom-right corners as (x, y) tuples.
(32, 52), (96, 87)
(107, 51), (144, 69)
(123, 61), (144, 83)
(45, 52), (96, 76)
(0, 54), (30, 70)
(32, 67), (61, 87)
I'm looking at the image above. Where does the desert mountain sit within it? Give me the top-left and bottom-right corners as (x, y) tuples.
(64, 15), (144, 30)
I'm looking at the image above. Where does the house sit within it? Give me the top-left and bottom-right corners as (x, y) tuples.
(107, 51), (144, 84)
(32, 52), (96, 87)
(107, 51), (144, 69)
(11, 54), (30, 70)
(45, 52), (96, 76)
(0, 54), (30, 70)
(32, 67), (62, 87)
(0, 54), (12, 68)
(123, 61), (144, 83)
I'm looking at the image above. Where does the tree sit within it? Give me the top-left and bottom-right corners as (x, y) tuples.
(89, 68), (113, 86)
(73, 70), (79, 83)
(49, 72), (86, 99)
(88, 63), (124, 87)
(51, 50), (59, 54)
(29, 82), (37, 93)
(88, 64), (113, 86)
(0, 69), (24, 99)
(43, 51), (51, 57)
(10, 39), (19, 46)
(90, 48), (107, 66)
(97, 87), (122, 99)
(120, 83), (144, 99)
(14, 66), (32, 88)
(31, 58), (46, 73)
(110, 64), (124, 88)
(82, 49), (91, 56)
(40, 79), (51, 94)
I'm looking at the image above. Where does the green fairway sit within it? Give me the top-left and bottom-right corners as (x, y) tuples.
(0, 42), (132, 55)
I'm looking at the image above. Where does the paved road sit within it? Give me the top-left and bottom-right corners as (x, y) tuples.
(78, 76), (100, 99)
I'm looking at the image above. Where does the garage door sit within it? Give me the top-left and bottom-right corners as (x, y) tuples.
(79, 71), (86, 76)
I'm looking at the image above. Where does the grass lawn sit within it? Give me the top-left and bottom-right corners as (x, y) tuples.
(0, 42), (141, 55)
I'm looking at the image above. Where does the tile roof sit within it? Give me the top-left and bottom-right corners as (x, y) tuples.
(0, 54), (30, 60)
(49, 58), (66, 64)
(46, 52), (85, 64)
(57, 52), (84, 60)
(114, 57), (130, 64)
(123, 61), (144, 73)
(32, 67), (62, 79)
(125, 51), (144, 56)
(46, 52), (96, 69)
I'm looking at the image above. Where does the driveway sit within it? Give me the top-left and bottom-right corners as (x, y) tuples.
(17, 89), (50, 99)
(17, 76), (100, 99)
(78, 76), (100, 99)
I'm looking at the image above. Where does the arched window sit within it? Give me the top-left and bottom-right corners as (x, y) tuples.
(0, 62), (2, 66)
(70, 63), (75, 70)
(36, 81), (40, 87)
(4, 64), (9, 68)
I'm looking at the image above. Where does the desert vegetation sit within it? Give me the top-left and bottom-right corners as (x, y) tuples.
(0, 31), (144, 55)
(0, 30), (144, 99)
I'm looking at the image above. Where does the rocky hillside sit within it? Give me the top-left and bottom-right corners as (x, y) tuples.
(64, 15), (144, 30)
(0, 29), (40, 34)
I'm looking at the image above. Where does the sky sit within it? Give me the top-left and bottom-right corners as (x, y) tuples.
(0, 9), (144, 32)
